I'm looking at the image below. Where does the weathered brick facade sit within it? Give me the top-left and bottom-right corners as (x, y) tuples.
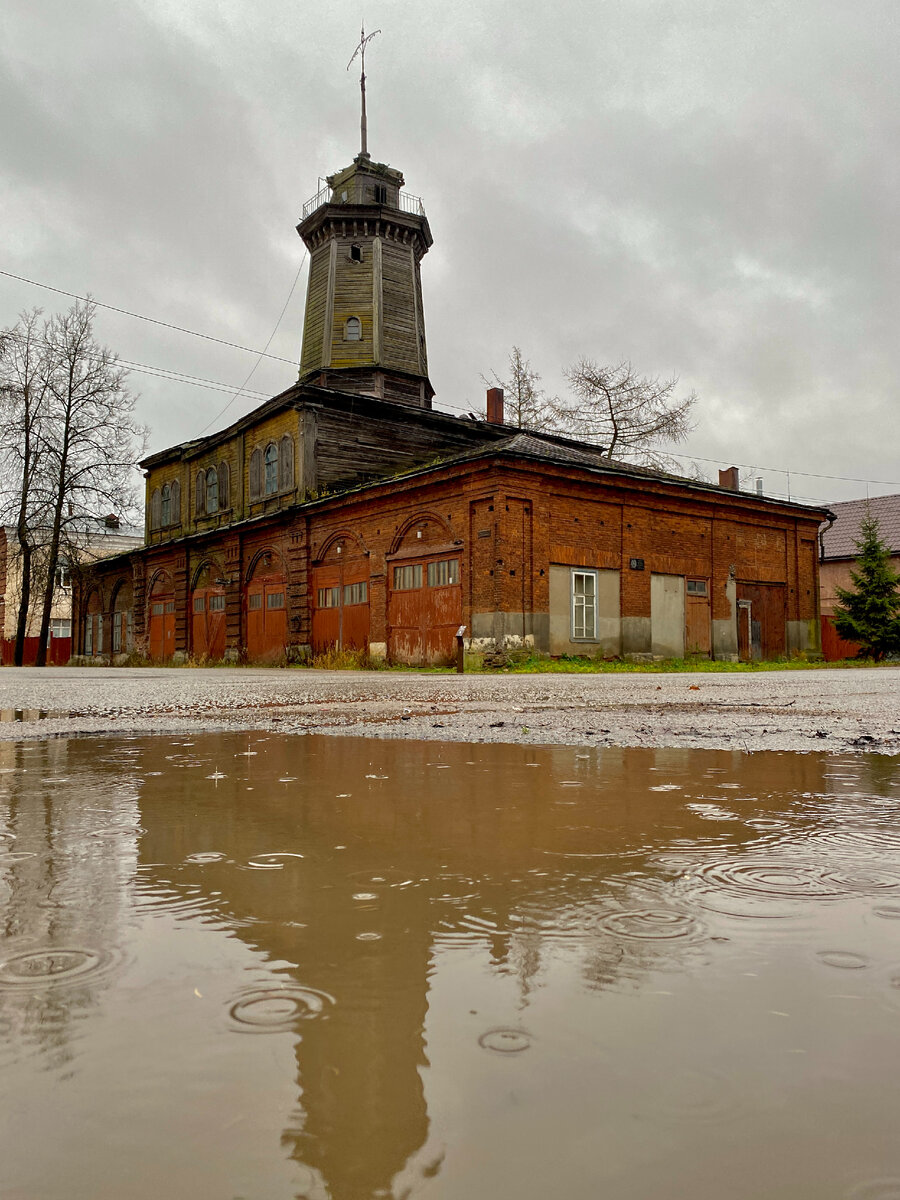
(72, 145), (830, 665)
(76, 417), (828, 665)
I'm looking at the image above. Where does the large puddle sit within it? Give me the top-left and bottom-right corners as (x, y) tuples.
(1, 735), (900, 1199)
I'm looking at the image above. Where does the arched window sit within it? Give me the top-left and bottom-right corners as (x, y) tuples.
(279, 435), (294, 491)
(195, 470), (206, 516)
(344, 316), (362, 342)
(170, 479), (181, 525)
(264, 443), (278, 495)
(206, 466), (218, 514)
(150, 488), (161, 530)
(217, 461), (229, 510)
(249, 447), (263, 501)
(161, 484), (171, 527)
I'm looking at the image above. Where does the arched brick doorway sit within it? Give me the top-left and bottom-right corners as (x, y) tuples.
(387, 517), (462, 665)
(84, 589), (103, 658)
(311, 535), (370, 654)
(148, 571), (176, 661)
(111, 579), (134, 657)
(191, 561), (226, 661)
(245, 550), (287, 662)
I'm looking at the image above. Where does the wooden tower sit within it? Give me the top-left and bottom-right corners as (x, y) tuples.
(296, 154), (434, 407)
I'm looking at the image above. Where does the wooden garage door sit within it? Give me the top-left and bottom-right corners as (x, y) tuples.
(192, 588), (226, 660)
(388, 555), (462, 665)
(246, 579), (287, 662)
(736, 582), (786, 661)
(311, 563), (370, 653)
(149, 597), (175, 661)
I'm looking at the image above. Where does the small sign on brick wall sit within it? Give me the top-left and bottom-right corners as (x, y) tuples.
(629, 558), (645, 570)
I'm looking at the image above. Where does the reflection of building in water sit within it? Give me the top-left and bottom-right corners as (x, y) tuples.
(0, 739), (140, 1070)
(133, 734), (841, 1198)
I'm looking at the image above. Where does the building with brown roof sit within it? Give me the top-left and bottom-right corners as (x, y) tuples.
(74, 143), (829, 666)
(818, 494), (900, 660)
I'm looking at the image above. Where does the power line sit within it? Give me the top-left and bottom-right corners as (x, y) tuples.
(0, 326), (271, 402)
(663, 448), (900, 489)
(195, 251), (308, 435)
(0, 268), (298, 366)
(4, 265), (896, 492)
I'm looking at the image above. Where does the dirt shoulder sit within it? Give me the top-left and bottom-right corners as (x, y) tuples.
(0, 665), (898, 754)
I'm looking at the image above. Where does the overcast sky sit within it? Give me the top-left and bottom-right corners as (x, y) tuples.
(2, 0), (896, 505)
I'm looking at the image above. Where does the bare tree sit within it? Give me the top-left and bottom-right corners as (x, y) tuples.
(5, 301), (147, 666)
(482, 346), (557, 431)
(0, 310), (53, 664)
(554, 359), (697, 467)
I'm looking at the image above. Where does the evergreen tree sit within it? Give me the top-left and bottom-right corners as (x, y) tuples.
(832, 513), (900, 660)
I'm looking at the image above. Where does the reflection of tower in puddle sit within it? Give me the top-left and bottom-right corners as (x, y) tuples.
(0, 739), (140, 1071)
(137, 743), (432, 1200)
(134, 734), (840, 1197)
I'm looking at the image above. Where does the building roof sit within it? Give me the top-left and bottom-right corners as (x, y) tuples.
(820, 494), (900, 559)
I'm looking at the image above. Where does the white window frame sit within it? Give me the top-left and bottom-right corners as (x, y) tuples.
(571, 568), (598, 641)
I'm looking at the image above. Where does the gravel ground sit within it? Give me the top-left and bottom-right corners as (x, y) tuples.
(0, 665), (898, 753)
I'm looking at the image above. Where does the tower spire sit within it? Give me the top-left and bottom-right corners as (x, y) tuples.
(347, 24), (381, 159)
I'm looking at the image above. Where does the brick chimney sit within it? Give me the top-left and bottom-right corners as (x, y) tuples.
(486, 387), (504, 425)
(718, 466), (740, 491)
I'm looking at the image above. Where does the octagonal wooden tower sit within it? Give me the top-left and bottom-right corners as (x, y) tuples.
(296, 153), (434, 407)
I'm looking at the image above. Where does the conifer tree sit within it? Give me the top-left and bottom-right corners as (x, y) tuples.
(832, 513), (900, 660)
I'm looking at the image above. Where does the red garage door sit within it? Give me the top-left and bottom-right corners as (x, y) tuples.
(388, 555), (462, 665)
(311, 563), (370, 653)
(192, 587), (226, 660)
(246, 579), (287, 662)
(148, 578), (174, 662)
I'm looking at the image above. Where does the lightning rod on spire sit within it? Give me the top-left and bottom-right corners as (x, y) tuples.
(347, 24), (381, 158)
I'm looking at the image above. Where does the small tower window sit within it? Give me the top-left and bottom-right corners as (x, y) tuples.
(350, 244), (362, 263)
(374, 184), (387, 204)
(344, 316), (362, 342)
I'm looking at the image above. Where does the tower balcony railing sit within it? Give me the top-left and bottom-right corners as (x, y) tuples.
(301, 186), (426, 220)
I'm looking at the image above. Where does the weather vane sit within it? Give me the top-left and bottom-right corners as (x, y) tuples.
(347, 23), (381, 158)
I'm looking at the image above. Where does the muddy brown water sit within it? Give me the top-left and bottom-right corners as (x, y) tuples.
(1, 735), (900, 1200)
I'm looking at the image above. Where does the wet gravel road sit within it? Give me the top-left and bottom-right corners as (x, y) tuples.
(0, 665), (898, 753)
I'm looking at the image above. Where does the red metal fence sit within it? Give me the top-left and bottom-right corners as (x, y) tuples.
(0, 637), (72, 666)
(820, 617), (861, 662)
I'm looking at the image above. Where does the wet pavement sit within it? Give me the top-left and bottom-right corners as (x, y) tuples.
(0, 665), (899, 753)
(2, 733), (900, 1199)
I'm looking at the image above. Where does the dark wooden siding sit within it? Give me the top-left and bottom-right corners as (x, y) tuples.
(381, 243), (419, 374)
(331, 241), (374, 367)
(300, 246), (331, 376)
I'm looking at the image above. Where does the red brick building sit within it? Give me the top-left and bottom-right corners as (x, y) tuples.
(75, 148), (829, 665)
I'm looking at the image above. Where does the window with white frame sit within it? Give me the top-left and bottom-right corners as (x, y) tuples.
(571, 569), (598, 640)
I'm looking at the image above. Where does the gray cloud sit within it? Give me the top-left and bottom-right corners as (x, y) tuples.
(1, 0), (896, 503)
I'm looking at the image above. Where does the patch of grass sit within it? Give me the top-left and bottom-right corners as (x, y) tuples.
(297, 646), (389, 671)
(464, 652), (894, 674)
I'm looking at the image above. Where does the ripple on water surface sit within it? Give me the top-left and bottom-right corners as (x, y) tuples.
(690, 856), (900, 906)
(227, 985), (334, 1033)
(599, 907), (704, 942)
(0, 946), (122, 990)
(478, 1028), (532, 1054)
